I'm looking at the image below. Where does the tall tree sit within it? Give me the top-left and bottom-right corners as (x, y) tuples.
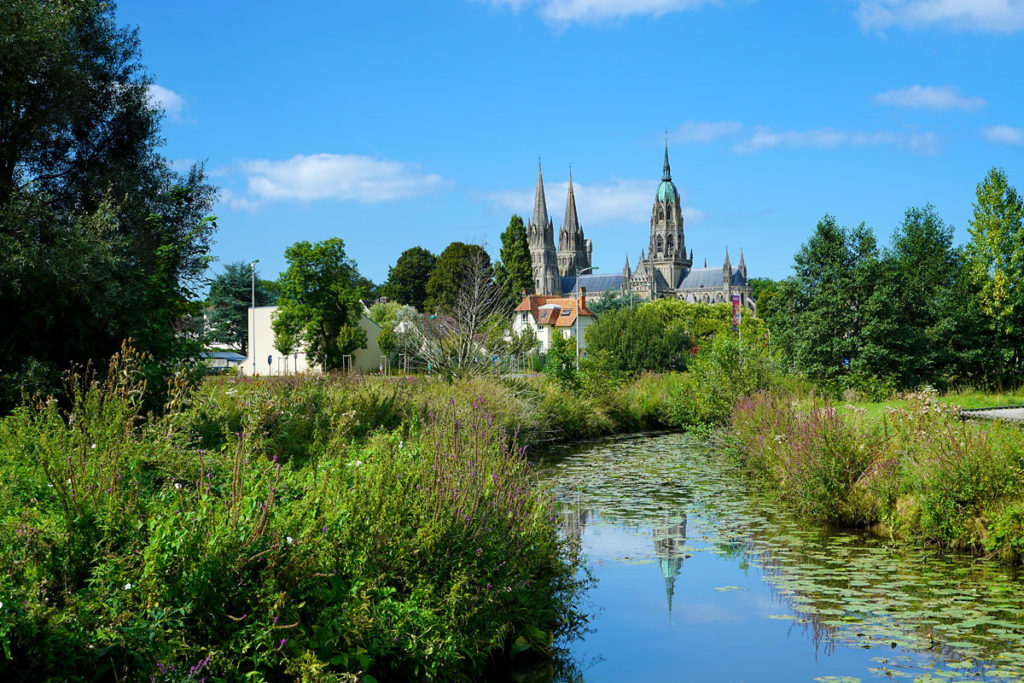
(205, 262), (277, 354)
(0, 0), (217, 408)
(424, 242), (491, 314)
(772, 215), (892, 383)
(494, 214), (533, 307)
(966, 167), (1024, 384)
(272, 239), (366, 371)
(383, 246), (436, 310)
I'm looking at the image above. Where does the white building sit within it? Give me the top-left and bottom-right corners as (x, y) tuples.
(512, 290), (595, 353)
(241, 305), (383, 376)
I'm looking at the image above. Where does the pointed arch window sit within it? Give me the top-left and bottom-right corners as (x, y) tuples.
(666, 235), (674, 253)
(656, 236), (664, 256)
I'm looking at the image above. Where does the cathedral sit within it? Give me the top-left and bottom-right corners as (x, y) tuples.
(527, 148), (754, 311)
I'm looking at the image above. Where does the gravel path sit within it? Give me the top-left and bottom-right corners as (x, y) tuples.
(962, 407), (1024, 423)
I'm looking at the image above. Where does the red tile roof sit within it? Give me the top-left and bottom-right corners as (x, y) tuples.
(514, 294), (593, 328)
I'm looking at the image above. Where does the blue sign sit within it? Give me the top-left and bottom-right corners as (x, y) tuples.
(267, 355), (273, 365)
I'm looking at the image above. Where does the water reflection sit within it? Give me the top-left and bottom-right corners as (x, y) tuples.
(540, 433), (1024, 682)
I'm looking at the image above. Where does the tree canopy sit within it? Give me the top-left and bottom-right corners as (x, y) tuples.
(494, 214), (533, 307)
(205, 262), (277, 354)
(424, 242), (491, 315)
(967, 168), (1024, 384)
(0, 0), (217, 408)
(383, 246), (436, 310)
(272, 239), (367, 371)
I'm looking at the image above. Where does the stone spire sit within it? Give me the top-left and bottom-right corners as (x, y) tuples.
(528, 161), (560, 295)
(558, 168), (590, 277)
(532, 160), (548, 232)
(662, 143), (672, 182)
(563, 169), (580, 233)
(623, 253), (631, 279)
(723, 247), (732, 283)
(738, 248), (747, 279)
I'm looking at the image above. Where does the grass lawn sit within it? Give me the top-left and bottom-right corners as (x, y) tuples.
(825, 389), (1024, 422)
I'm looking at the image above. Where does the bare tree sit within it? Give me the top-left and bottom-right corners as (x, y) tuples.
(415, 246), (508, 380)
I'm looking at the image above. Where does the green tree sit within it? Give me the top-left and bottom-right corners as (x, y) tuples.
(424, 242), (491, 314)
(0, 0), (217, 408)
(771, 215), (892, 383)
(205, 262), (277, 354)
(383, 246), (436, 310)
(494, 214), (533, 307)
(272, 239), (367, 371)
(589, 290), (642, 316)
(966, 168), (1024, 384)
(584, 299), (763, 375)
(543, 330), (579, 389)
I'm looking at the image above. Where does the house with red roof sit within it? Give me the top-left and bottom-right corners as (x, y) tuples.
(512, 288), (595, 354)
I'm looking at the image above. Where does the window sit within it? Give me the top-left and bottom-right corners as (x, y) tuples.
(560, 309), (570, 316)
(521, 312), (528, 323)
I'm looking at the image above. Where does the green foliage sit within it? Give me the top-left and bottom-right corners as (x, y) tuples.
(0, 0), (218, 410)
(586, 299), (764, 375)
(494, 215), (533, 307)
(273, 238), (366, 371)
(543, 332), (579, 389)
(731, 387), (1024, 554)
(383, 246), (436, 311)
(966, 167), (1024, 385)
(205, 262), (276, 354)
(424, 242), (490, 315)
(376, 326), (397, 355)
(588, 290), (643, 316)
(0, 356), (600, 680)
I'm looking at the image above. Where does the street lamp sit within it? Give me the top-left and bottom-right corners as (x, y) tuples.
(250, 259), (259, 376)
(575, 265), (596, 371)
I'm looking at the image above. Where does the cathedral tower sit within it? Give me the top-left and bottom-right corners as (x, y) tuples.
(649, 146), (692, 291)
(527, 162), (561, 295)
(557, 171), (591, 277)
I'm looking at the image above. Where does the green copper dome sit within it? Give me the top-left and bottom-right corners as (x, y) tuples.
(656, 179), (679, 203)
(656, 145), (679, 203)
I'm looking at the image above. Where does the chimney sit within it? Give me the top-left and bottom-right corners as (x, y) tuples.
(580, 286), (587, 313)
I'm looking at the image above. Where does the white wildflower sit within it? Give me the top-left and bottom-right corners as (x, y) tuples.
(124, 582), (132, 590)
(90, 443), (97, 450)
(174, 482), (182, 490)
(286, 536), (294, 545)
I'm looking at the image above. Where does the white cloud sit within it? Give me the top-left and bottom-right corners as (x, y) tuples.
(732, 127), (939, 154)
(856, 0), (1024, 33)
(477, 0), (722, 23)
(872, 85), (985, 111)
(221, 153), (450, 211)
(983, 125), (1024, 145)
(481, 178), (703, 226)
(671, 120), (743, 143)
(147, 84), (185, 118)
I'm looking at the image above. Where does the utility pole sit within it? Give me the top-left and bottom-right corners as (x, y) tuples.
(250, 259), (259, 376)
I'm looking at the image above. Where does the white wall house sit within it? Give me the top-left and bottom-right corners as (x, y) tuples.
(511, 291), (595, 353)
(241, 305), (383, 376)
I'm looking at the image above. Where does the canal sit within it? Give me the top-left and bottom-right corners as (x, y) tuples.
(539, 432), (1024, 682)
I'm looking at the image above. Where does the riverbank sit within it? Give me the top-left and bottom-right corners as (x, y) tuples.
(730, 387), (1024, 561)
(0, 350), (709, 681)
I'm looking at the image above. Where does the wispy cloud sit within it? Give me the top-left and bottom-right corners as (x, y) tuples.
(671, 120), (743, 143)
(477, 0), (723, 24)
(480, 178), (703, 225)
(856, 0), (1024, 33)
(733, 127), (939, 154)
(147, 84), (186, 119)
(982, 125), (1024, 145)
(221, 153), (450, 211)
(872, 85), (985, 111)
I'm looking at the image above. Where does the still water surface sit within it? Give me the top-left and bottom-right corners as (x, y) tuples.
(538, 433), (1024, 682)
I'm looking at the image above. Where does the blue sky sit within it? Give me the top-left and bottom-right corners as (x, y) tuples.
(120, 0), (1023, 286)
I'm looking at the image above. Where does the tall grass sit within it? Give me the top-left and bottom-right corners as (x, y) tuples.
(731, 388), (1024, 560)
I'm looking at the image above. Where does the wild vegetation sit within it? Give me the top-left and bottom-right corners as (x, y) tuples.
(730, 387), (1024, 561)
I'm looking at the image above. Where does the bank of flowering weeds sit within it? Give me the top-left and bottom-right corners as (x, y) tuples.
(0, 351), (591, 681)
(731, 387), (1024, 560)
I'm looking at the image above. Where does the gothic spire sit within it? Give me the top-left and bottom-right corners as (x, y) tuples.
(662, 143), (672, 182)
(563, 168), (581, 235)
(739, 248), (745, 270)
(532, 160), (549, 230)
